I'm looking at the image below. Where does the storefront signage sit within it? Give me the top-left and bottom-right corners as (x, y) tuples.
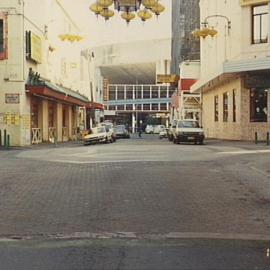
(30, 33), (42, 63)
(26, 31), (42, 63)
(244, 75), (270, 88)
(157, 74), (179, 84)
(5, 93), (20, 104)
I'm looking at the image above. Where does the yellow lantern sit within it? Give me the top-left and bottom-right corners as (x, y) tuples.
(137, 9), (152, 21)
(100, 9), (114, 20)
(151, 2), (165, 15)
(208, 27), (218, 37)
(121, 12), (136, 23)
(142, 0), (157, 9)
(97, 0), (113, 8)
(90, 3), (103, 15)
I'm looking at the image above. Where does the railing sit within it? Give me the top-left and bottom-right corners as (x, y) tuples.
(62, 127), (68, 141)
(31, 128), (42, 144)
(49, 127), (57, 143)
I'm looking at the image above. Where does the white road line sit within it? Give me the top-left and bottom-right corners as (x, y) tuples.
(219, 150), (270, 155)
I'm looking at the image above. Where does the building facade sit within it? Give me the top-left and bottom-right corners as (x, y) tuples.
(106, 84), (176, 132)
(171, 0), (200, 75)
(192, 0), (270, 141)
(0, 0), (100, 146)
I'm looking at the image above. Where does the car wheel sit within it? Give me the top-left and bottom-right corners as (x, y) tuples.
(199, 140), (204, 145)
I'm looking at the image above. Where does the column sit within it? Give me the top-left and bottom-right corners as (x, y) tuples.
(57, 103), (63, 142)
(132, 112), (136, 134)
(68, 105), (72, 139)
(42, 100), (49, 141)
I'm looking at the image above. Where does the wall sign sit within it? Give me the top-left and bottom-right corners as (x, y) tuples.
(5, 93), (20, 104)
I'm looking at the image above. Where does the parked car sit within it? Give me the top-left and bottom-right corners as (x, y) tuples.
(100, 122), (116, 142)
(159, 126), (168, 139)
(172, 119), (204, 145)
(114, 125), (130, 139)
(153, 125), (166, 134)
(145, 125), (154, 134)
(83, 126), (113, 145)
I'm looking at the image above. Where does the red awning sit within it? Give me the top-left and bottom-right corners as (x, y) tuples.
(26, 85), (89, 107)
(87, 102), (104, 110)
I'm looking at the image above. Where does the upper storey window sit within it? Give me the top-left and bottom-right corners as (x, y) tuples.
(252, 4), (269, 44)
(0, 13), (8, 60)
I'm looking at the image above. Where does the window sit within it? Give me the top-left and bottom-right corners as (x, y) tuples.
(252, 4), (268, 44)
(0, 13), (8, 60)
(250, 88), (268, 122)
(233, 89), (236, 122)
(0, 20), (3, 53)
(214, 95), (219, 122)
(223, 92), (229, 122)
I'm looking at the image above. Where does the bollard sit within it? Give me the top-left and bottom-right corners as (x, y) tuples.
(7, 134), (10, 149)
(267, 132), (270, 146)
(0, 130), (2, 147)
(255, 132), (258, 144)
(3, 129), (7, 148)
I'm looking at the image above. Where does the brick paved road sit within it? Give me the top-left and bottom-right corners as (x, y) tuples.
(0, 137), (270, 238)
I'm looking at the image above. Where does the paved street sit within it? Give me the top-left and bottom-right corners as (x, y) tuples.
(1, 135), (270, 269)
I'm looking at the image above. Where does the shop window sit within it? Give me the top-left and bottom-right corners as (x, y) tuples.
(152, 103), (159, 111)
(0, 13), (8, 60)
(214, 95), (219, 122)
(233, 89), (236, 122)
(223, 92), (229, 122)
(252, 4), (268, 44)
(250, 88), (268, 122)
(136, 104), (142, 111)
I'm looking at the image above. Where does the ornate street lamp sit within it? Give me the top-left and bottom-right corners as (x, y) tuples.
(89, 0), (165, 24)
(192, 15), (231, 39)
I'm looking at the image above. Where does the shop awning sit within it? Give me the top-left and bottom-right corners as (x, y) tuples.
(25, 71), (104, 109)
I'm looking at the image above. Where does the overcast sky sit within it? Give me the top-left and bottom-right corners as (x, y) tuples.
(62, 0), (172, 48)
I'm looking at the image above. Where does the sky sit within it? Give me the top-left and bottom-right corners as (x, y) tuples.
(61, 0), (172, 48)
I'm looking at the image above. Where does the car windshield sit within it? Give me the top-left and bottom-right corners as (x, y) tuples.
(115, 126), (125, 132)
(178, 121), (200, 128)
(93, 127), (105, 134)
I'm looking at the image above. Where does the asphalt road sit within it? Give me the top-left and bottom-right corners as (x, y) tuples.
(1, 135), (270, 269)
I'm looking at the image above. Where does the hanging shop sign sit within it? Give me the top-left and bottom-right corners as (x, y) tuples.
(5, 93), (20, 104)
(26, 31), (42, 63)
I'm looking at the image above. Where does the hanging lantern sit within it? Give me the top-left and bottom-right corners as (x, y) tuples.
(100, 8), (114, 20)
(89, 3), (104, 15)
(208, 27), (218, 37)
(97, 0), (113, 8)
(137, 9), (152, 21)
(151, 2), (165, 16)
(121, 11), (136, 23)
(142, 0), (157, 9)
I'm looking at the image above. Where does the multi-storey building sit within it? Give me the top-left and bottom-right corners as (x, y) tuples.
(171, 0), (200, 75)
(0, 0), (100, 146)
(191, 0), (270, 140)
(170, 0), (201, 123)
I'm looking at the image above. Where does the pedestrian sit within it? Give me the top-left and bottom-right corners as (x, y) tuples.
(138, 126), (142, 138)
